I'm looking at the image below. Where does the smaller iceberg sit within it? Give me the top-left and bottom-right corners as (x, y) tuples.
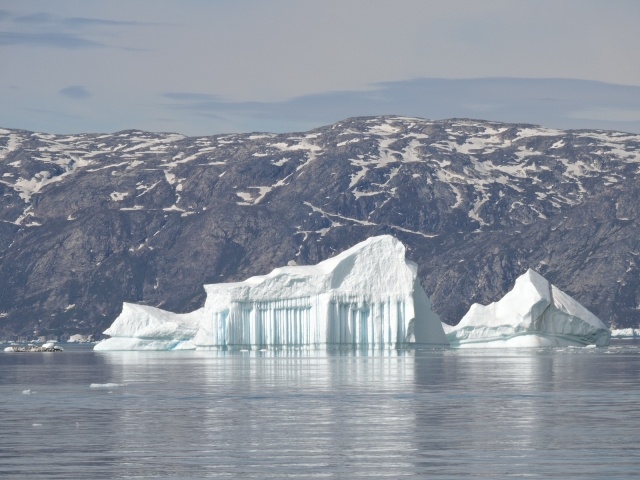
(610, 328), (640, 339)
(94, 303), (202, 351)
(444, 269), (611, 347)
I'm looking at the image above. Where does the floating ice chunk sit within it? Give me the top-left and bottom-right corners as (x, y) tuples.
(93, 303), (201, 351)
(89, 383), (126, 388)
(610, 328), (640, 338)
(95, 236), (448, 350)
(67, 334), (93, 343)
(444, 269), (611, 348)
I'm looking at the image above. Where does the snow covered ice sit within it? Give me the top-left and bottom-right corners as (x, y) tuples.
(610, 328), (640, 339)
(443, 269), (611, 348)
(94, 303), (202, 351)
(95, 235), (449, 350)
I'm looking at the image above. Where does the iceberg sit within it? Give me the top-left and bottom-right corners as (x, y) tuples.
(94, 303), (202, 351)
(95, 235), (449, 350)
(67, 334), (94, 343)
(610, 328), (640, 339)
(444, 269), (611, 347)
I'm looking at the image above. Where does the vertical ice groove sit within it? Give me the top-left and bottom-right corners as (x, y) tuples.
(218, 293), (414, 347)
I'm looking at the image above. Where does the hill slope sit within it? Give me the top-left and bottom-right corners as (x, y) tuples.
(1, 116), (639, 338)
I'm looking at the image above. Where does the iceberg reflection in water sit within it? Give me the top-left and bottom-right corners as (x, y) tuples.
(2, 344), (640, 478)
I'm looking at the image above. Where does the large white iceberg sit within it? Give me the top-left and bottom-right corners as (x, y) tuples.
(95, 235), (449, 350)
(444, 269), (611, 347)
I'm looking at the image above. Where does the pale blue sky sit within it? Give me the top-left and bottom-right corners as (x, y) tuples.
(1, 0), (639, 135)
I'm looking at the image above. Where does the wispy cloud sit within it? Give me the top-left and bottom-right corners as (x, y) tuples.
(0, 10), (156, 49)
(162, 78), (640, 134)
(59, 85), (91, 100)
(61, 17), (152, 29)
(0, 31), (105, 48)
(9, 11), (153, 29)
(163, 93), (225, 103)
(13, 12), (55, 24)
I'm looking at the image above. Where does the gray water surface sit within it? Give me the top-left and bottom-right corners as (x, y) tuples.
(1, 343), (639, 479)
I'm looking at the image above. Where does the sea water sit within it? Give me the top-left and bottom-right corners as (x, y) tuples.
(1, 342), (639, 479)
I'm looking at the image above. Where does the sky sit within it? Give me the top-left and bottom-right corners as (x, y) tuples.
(1, 0), (640, 136)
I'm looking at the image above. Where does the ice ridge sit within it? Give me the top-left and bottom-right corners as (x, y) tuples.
(444, 269), (611, 347)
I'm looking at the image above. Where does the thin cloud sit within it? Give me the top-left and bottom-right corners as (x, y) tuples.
(9, 11), (153, 28)
(163, 92), (224, 102)
(59, 85), (91, 100)
(62, 17), (154, 29)
(0, 31), (105, 48)
(161, 78), (640, 134)
(567, 108), (640, 123)
(13, 13), (55, 24)
(0, 10), (156, 50)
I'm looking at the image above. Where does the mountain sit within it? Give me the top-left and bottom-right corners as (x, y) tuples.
(0, 116), (639, 339)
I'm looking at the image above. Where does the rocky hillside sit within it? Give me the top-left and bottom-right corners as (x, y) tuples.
(1, 116), (639, 339)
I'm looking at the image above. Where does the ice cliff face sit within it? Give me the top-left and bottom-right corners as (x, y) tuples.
(444, 269), (611, 347)
(95, 235), (449, 350)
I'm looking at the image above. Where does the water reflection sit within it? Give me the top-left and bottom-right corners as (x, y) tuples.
(0, 346), (125, 478)
(413, 351), (554, 456)
(3, 345), (640, 478)
(409, 347), (640, 477)
(190, 348), (419, 476)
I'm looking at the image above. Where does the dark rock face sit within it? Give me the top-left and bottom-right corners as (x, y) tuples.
(0, 117), (639, 338)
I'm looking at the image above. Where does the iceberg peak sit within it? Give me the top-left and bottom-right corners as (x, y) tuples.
(444, 268), (610, 347)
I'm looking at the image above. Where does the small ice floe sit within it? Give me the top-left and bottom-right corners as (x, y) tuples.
(90, 383), (126, 389)
(22, 389), (31, 395)
(32, 423), (42, 427)
(4, 343), (63, 352)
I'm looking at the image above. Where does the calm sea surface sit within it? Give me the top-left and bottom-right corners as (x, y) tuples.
(1, 342), (639, 479)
